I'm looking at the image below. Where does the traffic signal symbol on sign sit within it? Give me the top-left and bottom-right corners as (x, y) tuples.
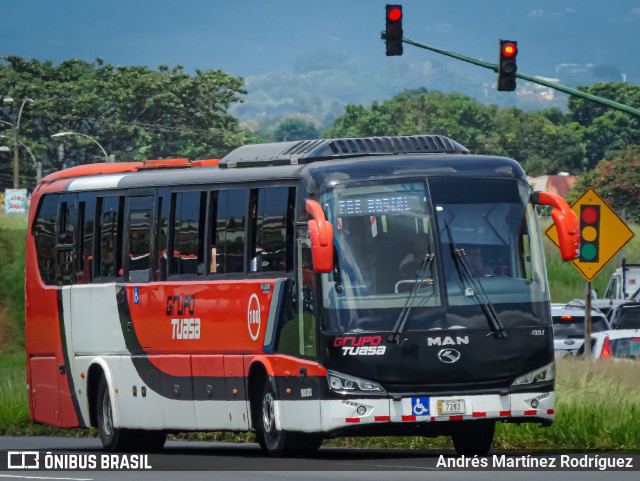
(546, 188), (635, 282)
(579, 205), (600, 263)
(385, 4), (403, 56)
(497, 40), (518, 91)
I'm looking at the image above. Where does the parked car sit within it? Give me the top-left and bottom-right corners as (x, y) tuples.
(587, 329), (640, 361)
(551, 303), (610, 357)
(609, 301), (640, 330)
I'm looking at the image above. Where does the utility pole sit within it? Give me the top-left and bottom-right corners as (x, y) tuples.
(2, 96), (35, 188)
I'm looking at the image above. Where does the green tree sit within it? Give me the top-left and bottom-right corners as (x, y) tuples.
(0, 56), (250, 188)
(493, 108), (586, 176)
(272, 118), (320, 142)
(326, 89), (586, 176)
(568, 145), (640, 223)
(568, 82), (640, 168)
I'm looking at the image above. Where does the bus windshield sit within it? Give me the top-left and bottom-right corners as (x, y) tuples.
(320, 177), (548, 333)
(320, 180), (440, 312)
(430, 177), (548, 307)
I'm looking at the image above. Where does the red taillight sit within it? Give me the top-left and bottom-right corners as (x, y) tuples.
(561, 315), (573, 320)
(632, 338), (640, 342)
(601, 336), (611, 359)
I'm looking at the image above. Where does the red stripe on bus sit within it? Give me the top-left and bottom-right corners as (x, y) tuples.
(402, 415), (416, 422)
(449, 415), (464, 421)
(500, 410), (511, 417)
(524, 410), (537, 416)
(374, 416), (390, 422)
(472, 412), (486, 418)
(345, 418), (360, 423)
(547, 409), (554, 415)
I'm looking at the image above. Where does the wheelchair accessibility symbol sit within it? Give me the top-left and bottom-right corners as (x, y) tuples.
(134, 286), (140, 305)
(411, 397), (430, 416)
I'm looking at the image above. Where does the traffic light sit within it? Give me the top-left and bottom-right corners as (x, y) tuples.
(579, 204), (600, 263)
(497, 39), (518, 91)
(385, 4), (403, 56)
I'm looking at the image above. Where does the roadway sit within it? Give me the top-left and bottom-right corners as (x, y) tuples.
(0, 436), (638, 481)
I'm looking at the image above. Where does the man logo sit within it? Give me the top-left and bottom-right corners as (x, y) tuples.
(247, 293), (261, 341)
(427, 336), (469, 346)
(437, 349), (461, 364)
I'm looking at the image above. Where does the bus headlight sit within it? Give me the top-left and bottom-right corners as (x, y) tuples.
(511, 362), (555, 386)
(327, 370), (386, 396)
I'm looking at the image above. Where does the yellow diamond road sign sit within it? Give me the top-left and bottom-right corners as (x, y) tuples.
(546, 188), (634, 282)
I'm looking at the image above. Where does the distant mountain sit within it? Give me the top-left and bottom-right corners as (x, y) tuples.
(231, 51), (570, 129)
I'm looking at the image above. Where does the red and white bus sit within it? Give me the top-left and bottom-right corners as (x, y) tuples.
(25, 135), (579, 455)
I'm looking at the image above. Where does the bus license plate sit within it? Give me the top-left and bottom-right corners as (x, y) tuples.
(437, 399), (466, 415)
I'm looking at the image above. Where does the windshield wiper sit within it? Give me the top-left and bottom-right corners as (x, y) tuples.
(444, 220), (507, 339)
(389, 249), (436, 344)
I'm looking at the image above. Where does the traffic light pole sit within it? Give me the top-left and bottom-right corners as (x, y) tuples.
(585, 281), (592, 359)
(388, 34), (640, 119)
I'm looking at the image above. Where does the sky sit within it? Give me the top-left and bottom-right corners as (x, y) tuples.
(3, 0), (640, 82)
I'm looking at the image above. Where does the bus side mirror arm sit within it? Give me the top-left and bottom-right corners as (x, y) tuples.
(531, 191), (580, 261)
(305, 199), (334, 273)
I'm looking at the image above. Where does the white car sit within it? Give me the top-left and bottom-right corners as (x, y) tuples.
(588, 329), (640, 360)
(551, 303), (610, 357)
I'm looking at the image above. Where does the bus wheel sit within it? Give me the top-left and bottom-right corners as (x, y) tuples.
(96, 376), (167, 452)
(97, 375), (127, 451)
(254, 378), (323, 457)
(451, 422), (495, 456)
(255, 378), (287, 456)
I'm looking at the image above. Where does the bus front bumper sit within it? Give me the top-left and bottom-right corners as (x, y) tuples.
(277, 391), (554, 433)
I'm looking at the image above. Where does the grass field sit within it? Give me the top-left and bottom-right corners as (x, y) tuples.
(0, 214), (27, 352)
(0, 352), (29, 432)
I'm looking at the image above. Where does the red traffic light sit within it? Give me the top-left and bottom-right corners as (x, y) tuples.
(502, 42), (517, 57)
(385, 5), (403, 56)
(388, 7), (402, 21)
(581, 206), (599, 224)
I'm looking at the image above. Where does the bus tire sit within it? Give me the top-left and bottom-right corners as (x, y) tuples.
(451, 422), (495, 456)
(97, 375), (128, 451)
(254, 377), (322, 457)
(96, 376), (167, 452)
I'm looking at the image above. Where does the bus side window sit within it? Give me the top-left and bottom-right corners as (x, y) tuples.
(97, 196), (124, 279)
(249, 186), (290, 273)
(170, 191), (206, 276)
(33, 194), (59, 285)
(156, 193), (170, 281)
(277, 231), (318, 360)
(208, 191), (218, 273)
(76, 193), (96, 284)
(56, 194), (77, 286)
(127, 196), (154, 283)
(214, 189), (247, 274)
